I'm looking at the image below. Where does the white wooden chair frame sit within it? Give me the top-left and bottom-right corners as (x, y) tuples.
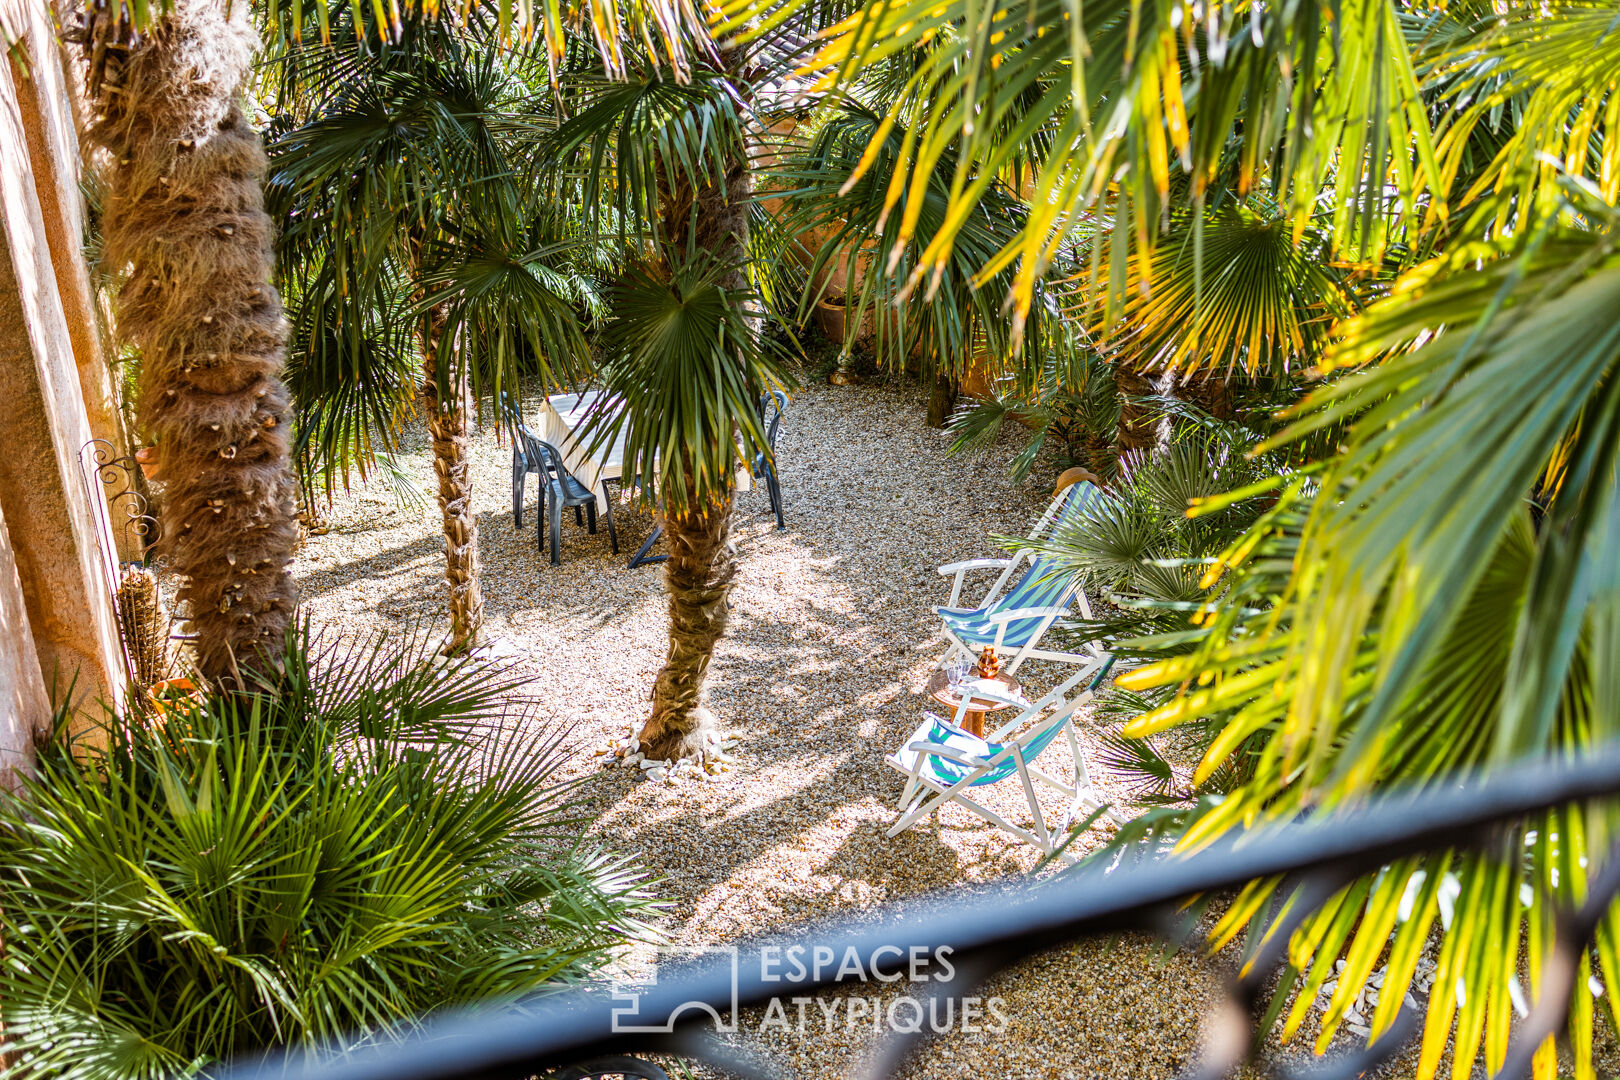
(935, 473), (1110, 674)
(886, 659), (1122, 860)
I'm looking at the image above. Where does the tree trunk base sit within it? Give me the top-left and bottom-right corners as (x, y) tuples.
(636, 705), (719, 764)
(927, 373), (957, 428)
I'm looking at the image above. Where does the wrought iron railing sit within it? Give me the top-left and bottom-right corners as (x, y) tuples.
(227, 747), (1620, 1080)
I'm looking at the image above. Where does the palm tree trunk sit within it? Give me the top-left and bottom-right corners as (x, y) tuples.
(1180, 375), (1235, 421)
(1075, 426), (1119, 480)
(416, 303), (485, 653)
(81, 0), (299, 685)
(638, 492), (736, 761)
(637, 49), (751, 760)
(1114, 365), (1159, 455)
(926, 371), (957, 428)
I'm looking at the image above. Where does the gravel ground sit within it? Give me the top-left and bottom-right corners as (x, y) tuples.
(293, 377), (1429, 1078)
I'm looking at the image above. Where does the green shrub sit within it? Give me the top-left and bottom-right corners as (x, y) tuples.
(0, 627), (658, 1079)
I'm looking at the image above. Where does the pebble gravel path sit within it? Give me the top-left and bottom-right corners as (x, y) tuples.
(293, 377), (1437, 1078)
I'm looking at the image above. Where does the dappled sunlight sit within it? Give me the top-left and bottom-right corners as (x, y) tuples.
(22, 0), (1611, 1073)
(289, 379), (1175, 1075)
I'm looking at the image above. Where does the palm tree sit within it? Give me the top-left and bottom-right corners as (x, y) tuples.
(545, 48), (789, 762)
(1099, 202), (1357, 451)
(69, 0), (710, 677)
(75, 0), (301, 685)
(770, 104), (1052, 425)
(782, 0), (1620, 1070)
(0, 624), (658, 1075)
(268, 21), (592, 653)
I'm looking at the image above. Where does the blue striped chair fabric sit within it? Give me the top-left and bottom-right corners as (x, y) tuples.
(936, 482), (1100, 649)
(905, 713), (1071, 788)
(884, 657), (1120, 855)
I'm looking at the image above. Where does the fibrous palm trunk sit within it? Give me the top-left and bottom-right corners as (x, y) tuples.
(637, 55), (750, 762)
(926, 371), (957, 428)
(640, 490), (736, 761)
(1073, 424), (1119, 480)
(415, 300), (484, 653)
(1114, 365), (1159, 455)
(1180, 374), (1235, 421)
(81, 0), (299, 685)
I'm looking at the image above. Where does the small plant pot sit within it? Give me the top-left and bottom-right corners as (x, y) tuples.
(136, 445), (166, 483)
(815, 296), (850, 342)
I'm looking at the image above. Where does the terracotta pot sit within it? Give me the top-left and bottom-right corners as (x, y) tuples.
(136, 445), (167, 483)
(960, 350), (1000, 399)
(815, 296), (850, 342)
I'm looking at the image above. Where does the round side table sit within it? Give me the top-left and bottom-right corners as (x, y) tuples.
(924, 670), (1024, 738)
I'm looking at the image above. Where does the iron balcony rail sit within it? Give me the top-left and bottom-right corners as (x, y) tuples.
(230, 746), (1620, 1080)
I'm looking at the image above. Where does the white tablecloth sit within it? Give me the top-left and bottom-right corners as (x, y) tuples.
(534, 390), (754, 513)
(535, 391), (626, 513)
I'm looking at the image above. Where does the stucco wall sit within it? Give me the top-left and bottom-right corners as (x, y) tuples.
(18, 1), (132, 505)
(0, 0), (129, 770)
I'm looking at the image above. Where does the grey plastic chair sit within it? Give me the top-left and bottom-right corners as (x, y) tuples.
(503, 392), (543, 530)
(533, 439), (617, 566)
(753, 390), (786, 530)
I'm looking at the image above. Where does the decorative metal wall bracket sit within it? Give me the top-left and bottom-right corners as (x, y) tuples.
(79, 438), (157, 560)
(78, 438), (162, 684)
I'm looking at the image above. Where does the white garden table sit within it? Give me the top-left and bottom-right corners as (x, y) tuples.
(535, 391), (628, 513)
(535, 390), (751, 567)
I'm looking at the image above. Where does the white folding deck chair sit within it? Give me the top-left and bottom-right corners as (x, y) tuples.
(885, 658), (1122, 859)
(935, 469), (1109, 674)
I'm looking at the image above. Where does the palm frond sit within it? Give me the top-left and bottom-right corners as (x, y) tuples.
(583, 252), (792, 511)
(1098, 205), (1357, 379)
(0, 624), (659, 1076)
(541, 68), (749, 250)
(1428, 2), (1620, 231)
(763, 0), (1438, 330)
(770, 103), (1048, 375)
(251, 0), (712, 84)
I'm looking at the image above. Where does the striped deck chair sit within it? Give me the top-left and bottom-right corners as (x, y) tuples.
(935, 468), (1108, 674)
(886, 658), (1120, 857)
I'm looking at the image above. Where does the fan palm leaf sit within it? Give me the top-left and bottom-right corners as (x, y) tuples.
(1427, 2), (1620, 230)
(284, 273), (419, 501)
(542, 67), (751, 248)
(1100, 211), (1620, 1073)
(771, 104), (1051, 378)
(1099, 205), (1357, 379)
(756, 0), (1440, 328)
(0, 625), (661, 1078)
(585, 252), (788, 511)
